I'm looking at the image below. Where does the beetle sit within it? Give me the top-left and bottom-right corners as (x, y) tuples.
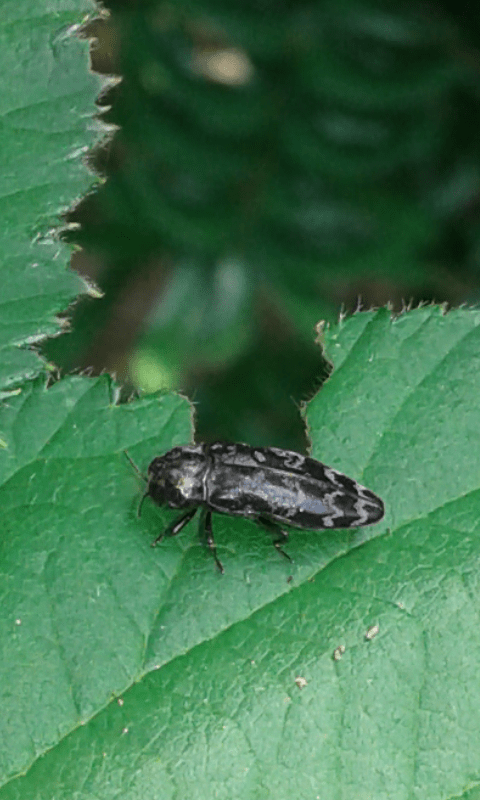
(127, 442), (384, 573)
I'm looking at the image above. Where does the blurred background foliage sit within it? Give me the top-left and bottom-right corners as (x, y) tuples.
(43, 0), (480, 450)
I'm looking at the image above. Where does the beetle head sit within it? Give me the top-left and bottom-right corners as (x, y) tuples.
(147, 445), (207, 509)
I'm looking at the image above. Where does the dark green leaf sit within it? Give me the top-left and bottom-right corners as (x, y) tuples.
(0, 1), (100, 389)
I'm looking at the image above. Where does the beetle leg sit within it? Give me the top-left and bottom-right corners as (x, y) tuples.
(256, 516), (292, 562)
(201, 509), (224, 573)
(151, 507), (198, 547)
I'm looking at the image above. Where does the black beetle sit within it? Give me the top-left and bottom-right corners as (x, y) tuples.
(127, 442), (384, 572)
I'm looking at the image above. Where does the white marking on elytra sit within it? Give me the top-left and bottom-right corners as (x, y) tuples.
(324, 467), (339, 484)
(283, 452), (306, 469)
(353, 496), (371, 525)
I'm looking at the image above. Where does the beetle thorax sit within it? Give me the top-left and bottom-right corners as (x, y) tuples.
(169, 463), (205, 504)
(147, 445), (208, 509)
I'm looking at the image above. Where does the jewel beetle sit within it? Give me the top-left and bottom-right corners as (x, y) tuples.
(128, 442), (384, 573)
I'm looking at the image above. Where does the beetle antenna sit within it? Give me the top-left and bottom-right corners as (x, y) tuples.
(124, 450), (147, 482)
(137, 491), (149, 518)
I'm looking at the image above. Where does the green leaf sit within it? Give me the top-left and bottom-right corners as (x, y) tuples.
(2, 306), (480, 799)
(0, 375), (193, 783)
(0, 1), (101, 389)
